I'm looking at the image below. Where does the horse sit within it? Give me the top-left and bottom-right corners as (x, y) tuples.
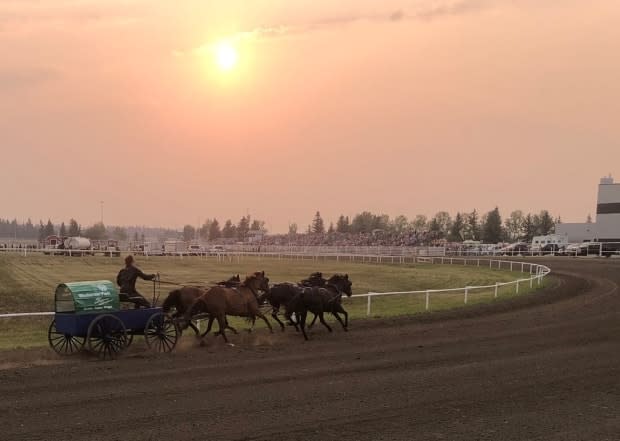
(186, 271), (273, 343)
(258, 272), (329, 331)
(285, 274), (353, 341)
(161, 274), (241, 336)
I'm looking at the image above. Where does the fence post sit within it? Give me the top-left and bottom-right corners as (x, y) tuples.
(366, 295), (372, 316)
(425, 290), (430, 311)
(494, 282), (499, 298)
(464, 287), (469, 304)
(516, 280), (519, 294)
(530, 276), (533, 288)
(521, 262), (524, 272)
(477, 259), (480, 267)
(489, 259), (492, 268)
(510, 262), (513, 271)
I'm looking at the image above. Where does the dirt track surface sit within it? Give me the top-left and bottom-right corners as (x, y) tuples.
(2, 258), (620, 441)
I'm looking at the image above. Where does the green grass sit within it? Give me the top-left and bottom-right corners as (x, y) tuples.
(0, 254), (546, 349)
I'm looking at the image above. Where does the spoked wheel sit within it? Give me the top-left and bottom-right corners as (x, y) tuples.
(48, 320), (84, 355)
(144, 312), (179, 353)
(87, 314), (128, 360)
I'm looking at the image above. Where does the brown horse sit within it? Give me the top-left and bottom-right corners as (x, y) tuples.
(186, 271), (273, 343)
(162, 274), (241, 336)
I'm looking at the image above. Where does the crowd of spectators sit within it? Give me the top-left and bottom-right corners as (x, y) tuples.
(254, 230), (446, 247)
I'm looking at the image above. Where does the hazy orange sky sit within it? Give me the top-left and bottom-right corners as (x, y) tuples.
(1, 0), (619, 232)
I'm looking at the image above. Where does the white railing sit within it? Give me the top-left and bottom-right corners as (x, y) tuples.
(350, 258), (550, 315)
(0, 257), (549, 320)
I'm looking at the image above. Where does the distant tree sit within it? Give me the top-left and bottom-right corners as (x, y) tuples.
(504, 210), (524, 241)
(182, 225), (196, 242)
(411, 215), (428, 231)
(140, 233), (145, 242)
(482, 207), (503, 243)
(237, 216), (250, 240)
(133, 231), (139, 242)
(538, 210), (554, 235)
(522, 214), (536, 242)
(222, 220), (236, 238)
(44, 219), (55, 237)
(391, 215), (409, 233)
(336, 215), (350, 233)
(250, 219), (266, 232)
(68, 219), (81, 236)
(209, 219), (221, 239)
(327, 222), (335, 234)
(84, 222), (106, 240)
(38, 221), (45, 241)
(448, 212), (465, 242)
(432, 212), (452, 238)
(312, 211), (325, 234)
(199, 219), (211, 240)
(59, 222), (67, 237)
(288, 223), (298, 235)
(112, 226), (128, 241)
(464, 210), (480, 240)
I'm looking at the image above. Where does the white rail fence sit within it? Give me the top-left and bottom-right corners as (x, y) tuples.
(0, 257), (550, 319)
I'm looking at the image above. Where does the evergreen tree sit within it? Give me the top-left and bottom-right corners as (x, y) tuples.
(504, 210), (524, 241)
(482, 207), (503, 243)
(59, 222), (67, 237)
(222, 220), (236, 238)
(182, 225), (196, 242)
(466, 210), (480, 240)
(133, 231), (139, 242)
(68, 219), (80, 236)
(209, 219), (221, 239)
(311, 211), (325, 234)
(336, 215), (349, 233)
(38, 221), (46, 241)
(449, 212), (464, 242)
(328, 222), (335, 234)
(288, 223), (298, 235)
(140, 233), (145, 242)
(237, 216), (250, 240)
(84, 222), (106, 240)
(112, 226), (127, 241)
(522, 214), (536, 242)
(411, 215), (428, 231)
(538, 210), (554, 235)
(44, 219), (55, 237)
(199, 219), (212, 240)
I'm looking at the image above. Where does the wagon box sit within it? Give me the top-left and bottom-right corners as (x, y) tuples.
(55, 280), (120, 313)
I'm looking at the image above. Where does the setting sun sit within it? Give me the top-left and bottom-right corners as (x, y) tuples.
(214, 41), (238, 71)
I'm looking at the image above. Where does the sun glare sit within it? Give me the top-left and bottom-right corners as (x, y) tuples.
(214, 41), (238, 71)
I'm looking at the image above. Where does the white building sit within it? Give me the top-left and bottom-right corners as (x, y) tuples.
(556, 175), (620, 242)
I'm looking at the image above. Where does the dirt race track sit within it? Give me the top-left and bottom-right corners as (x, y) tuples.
(1, 258), (620, 441)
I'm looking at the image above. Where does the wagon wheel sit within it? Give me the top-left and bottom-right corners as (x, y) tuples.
(48, 320), (84, 355)
(144, 312), (179, 353)
(87, 314), (128, 360)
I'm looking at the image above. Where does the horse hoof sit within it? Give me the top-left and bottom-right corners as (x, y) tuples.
(227, 343), (235, 347)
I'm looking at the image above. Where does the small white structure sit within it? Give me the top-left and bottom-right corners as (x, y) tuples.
(531, 234), (568, 249)
(164, 240), (187, 255)
(64, 237), (91, 250)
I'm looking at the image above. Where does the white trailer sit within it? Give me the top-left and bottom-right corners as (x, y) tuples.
(531, 234), (568, 250)
(164, 240), (187, 255)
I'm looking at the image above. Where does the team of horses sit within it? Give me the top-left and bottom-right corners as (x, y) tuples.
(162, 271), (353, 342)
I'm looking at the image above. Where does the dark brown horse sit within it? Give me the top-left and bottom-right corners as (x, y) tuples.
(186, 271), (273, 343)
(162, 274), (240, 335)
(258, 272), (327, 331)
(285, 274), (353, 341)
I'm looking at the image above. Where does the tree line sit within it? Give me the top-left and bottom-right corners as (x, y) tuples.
(301, 209), (560, 243)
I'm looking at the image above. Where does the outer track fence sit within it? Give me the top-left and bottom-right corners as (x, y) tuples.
(0, 255), (550, 320)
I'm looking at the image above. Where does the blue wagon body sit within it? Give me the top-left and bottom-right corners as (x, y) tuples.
(48, 280), (178, 359)
(55, 307), (165, 337)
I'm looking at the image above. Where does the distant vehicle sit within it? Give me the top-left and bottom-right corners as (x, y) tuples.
(164, 240), (187, 256)
(499, 242), (529, 255)
(577, 241), (620, 257)
(531, 234), (569, 252)
(541, 243), (563, 254)
(187, 244), (203, 256)
(208, 245), (226, 255)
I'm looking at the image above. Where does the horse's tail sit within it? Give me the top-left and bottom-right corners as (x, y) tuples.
(162, 289), (181, 313)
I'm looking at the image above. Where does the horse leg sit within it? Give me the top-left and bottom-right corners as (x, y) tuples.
(247, 317), (256, 333)
(200, 316), (214, 338)
(257, 311), (274, 334)
(318, 311), (332, 333)
(300, 311), (309, 341)
(223, 317), (238, 334)
(271, 308), (286, 331)
(307, 313), (319, 329)
(215, 315), (228, 343)
(333, 304), (349, 330)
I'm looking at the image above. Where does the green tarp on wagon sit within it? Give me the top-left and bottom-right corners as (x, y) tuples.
(55, 280), (120, 313)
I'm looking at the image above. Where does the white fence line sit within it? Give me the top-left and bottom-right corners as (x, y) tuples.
(0, 257), (550, 320)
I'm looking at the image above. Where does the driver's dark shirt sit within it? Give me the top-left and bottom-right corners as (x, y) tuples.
(117, 265), (155, 294)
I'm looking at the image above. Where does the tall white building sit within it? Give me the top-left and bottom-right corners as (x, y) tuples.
(556, 175), (620, 242)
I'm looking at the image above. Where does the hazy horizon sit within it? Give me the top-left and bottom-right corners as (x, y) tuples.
(2, 0), (619, 233)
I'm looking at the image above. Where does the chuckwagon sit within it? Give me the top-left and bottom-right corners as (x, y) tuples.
(47, 281), (178, 359)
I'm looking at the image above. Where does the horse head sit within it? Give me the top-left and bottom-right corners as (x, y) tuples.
(327, 274), (353, 297)
(243, 271), (270, 294)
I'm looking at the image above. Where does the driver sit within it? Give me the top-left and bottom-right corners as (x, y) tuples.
(116, 255), (156, 308)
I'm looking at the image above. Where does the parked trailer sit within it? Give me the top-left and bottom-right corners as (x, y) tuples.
(48, 280), (178, 359)
(164, 240), (187, 255)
